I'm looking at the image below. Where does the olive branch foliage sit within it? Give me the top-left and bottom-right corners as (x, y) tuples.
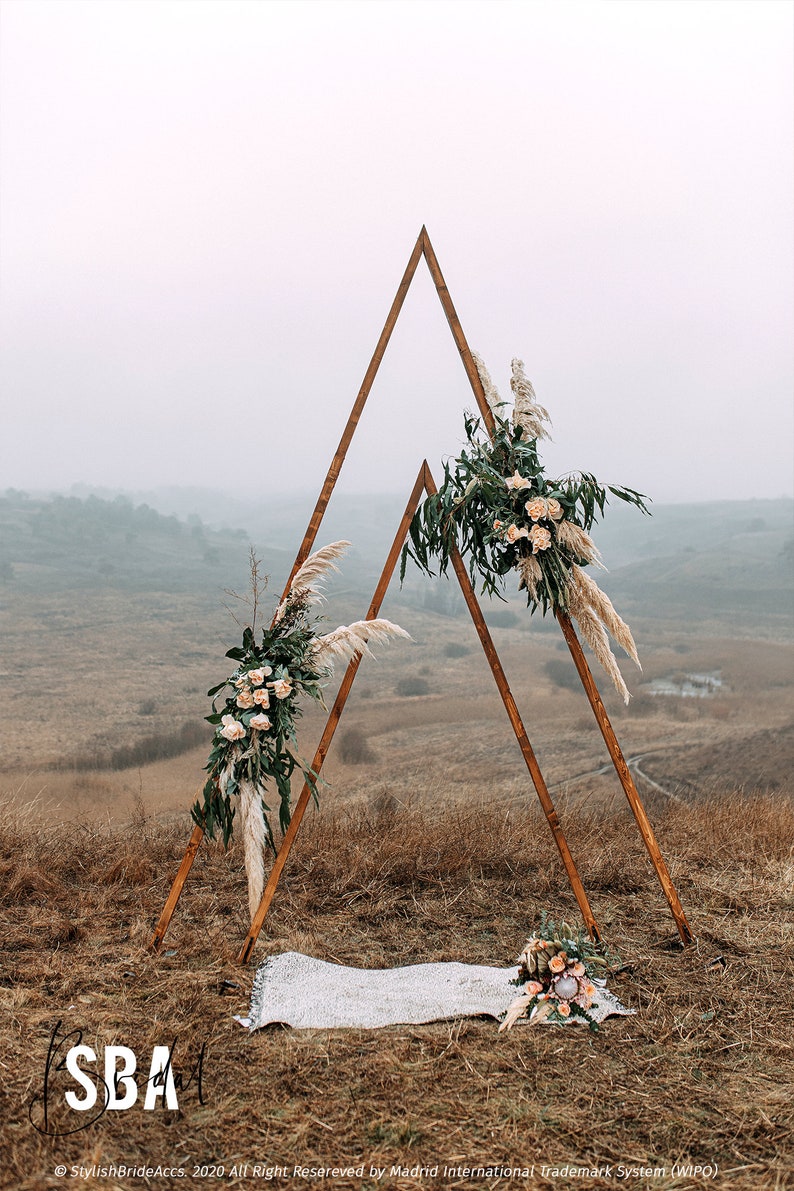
(400, 411), (649, 614)
(191, 586), (327, 849)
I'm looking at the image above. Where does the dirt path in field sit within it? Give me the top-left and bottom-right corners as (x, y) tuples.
(548, 751), (686, 804)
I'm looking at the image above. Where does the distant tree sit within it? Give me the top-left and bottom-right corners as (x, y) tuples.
(484, 608), (519, 629)
(443, 641), (470, 658)
(544, 658), (579, 691)
(396, 676), (430, 697)
(339, 727), (375, 764)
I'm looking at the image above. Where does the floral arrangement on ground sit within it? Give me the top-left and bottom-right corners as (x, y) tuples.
(192, 543), (408, 919)
(401, 355), (649, 702)
(500, 914), (613, 1032)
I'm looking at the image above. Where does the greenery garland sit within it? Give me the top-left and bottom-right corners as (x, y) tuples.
(401, 407), (649, 614)
(191, 542), (409, 919)
(192, 584), (328, 850)
(400, 357), (650, 702)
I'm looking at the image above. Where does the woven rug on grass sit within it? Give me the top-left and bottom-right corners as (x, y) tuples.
(247, 952), (634, 1031)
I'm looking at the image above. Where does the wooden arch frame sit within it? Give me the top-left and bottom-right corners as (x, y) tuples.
(151, 228), (693, 960)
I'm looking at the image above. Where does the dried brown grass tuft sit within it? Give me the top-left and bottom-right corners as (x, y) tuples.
(1, 792), (792, 1189)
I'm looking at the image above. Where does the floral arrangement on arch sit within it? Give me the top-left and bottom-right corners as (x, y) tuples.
(192, 542), (408, 920)
(401, 355), (649, 702)
(499, 915), (611, 1032)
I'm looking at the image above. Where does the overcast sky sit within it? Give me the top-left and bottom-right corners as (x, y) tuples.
(1, 0), (792, 508)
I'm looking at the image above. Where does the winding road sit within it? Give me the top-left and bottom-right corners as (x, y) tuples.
(547, 751), (687, 805)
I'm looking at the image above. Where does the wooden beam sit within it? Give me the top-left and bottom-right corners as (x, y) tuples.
(237, 466), (429, 963)
(420, 228), (495, 435)
(421, 464), (601, 942)
(555, 609), (694, 945)
(150, 823), (204, 950)
(279, 230), (426, 600)
(152, 230), (432, 952)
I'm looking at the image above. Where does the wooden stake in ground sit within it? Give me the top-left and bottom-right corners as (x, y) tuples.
(151, 226), (693, 953)
(555, 610), (694, 944)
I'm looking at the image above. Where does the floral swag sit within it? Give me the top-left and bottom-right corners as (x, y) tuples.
(401, 355), (649, 702)
(193, 542), (408, 920)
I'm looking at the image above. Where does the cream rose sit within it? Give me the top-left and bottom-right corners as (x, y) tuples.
(529, 524), (552, 553)
(249, 713), (272, 731)
(236, 689), (255, 709)
(219, 715), (246, 742)
(246, 668), (266, 686)
(505, 523), (529, 544)
(253, 687), (270, 707)
(525, 496), (548, 522)
(505, 471), (531, 491)
(270, 677), (293, 700)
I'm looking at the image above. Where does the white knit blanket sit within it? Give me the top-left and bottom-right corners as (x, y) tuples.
(247, 952), (634, 1031)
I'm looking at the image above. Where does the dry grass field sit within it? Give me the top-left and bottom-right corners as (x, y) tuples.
(1, 793), (793, 1191)
(2, 492), (793, 1189)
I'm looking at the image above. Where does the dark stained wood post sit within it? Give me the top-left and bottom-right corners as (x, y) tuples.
(556, 610), (694, 945)
(422, 464), (600, 945)
(150, 823), (204, 950)
(238, 467), (428, 962)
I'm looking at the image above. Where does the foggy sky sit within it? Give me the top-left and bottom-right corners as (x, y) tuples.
(1, 0), (792, 508)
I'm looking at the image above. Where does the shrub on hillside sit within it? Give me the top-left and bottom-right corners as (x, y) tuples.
(396, 676), (430, 697)
(339, 727), (376, 764)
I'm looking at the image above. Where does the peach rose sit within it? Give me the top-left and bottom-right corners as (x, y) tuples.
(219, 715), (246, 742)
(236, 689), (255, 709)
(525, 980), (543, 996)
(270, 677), (293, 700)
(525, 497), (548, 522)
(572, 961), (586, 977)
(546, 497), (564, 520)
(505, 523), (529, 544)
(250, 713), (272, 731)
(549, 954), (566, 974)
(493, 519), (503, 531)
(246, 668), (266, 686)
(529, 524), (552, 553)
(505, 471), (531, 491)
(556, 1002), (571, 1017)
(253, 687), (270, 707)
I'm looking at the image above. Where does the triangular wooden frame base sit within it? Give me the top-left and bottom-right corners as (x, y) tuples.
(151, 228), (693, 958)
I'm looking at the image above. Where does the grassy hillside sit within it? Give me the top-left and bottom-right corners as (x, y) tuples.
(1, 490), (791, 787)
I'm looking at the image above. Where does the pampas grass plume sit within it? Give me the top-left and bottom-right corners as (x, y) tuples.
(472, 351), (503, 414)
(275, 540), (351, 621)
(239, 778), (267, 921)
(555, 520), (605, 569)
(312, 619), (411, 669)
(510, 358), (551, 442)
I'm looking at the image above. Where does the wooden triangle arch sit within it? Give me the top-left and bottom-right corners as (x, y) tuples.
(151, 227), (693, 960)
